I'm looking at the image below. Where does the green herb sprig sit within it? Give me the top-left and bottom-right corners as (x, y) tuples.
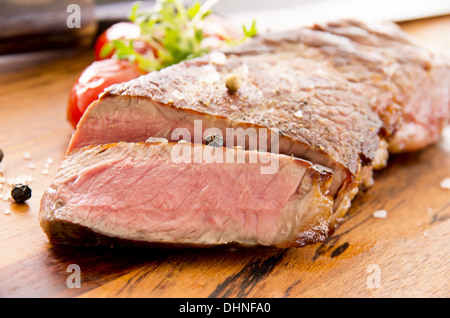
(105, 0), (257, 73)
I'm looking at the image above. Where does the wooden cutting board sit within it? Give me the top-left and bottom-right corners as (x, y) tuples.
(0, 16), (449, 298)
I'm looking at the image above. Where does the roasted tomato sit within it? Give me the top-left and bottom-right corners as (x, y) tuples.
(67, 59), (143, 128)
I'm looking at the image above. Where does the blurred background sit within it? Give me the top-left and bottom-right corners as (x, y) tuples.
(1, 0), (450, 54)
(0, 0), (449, 72)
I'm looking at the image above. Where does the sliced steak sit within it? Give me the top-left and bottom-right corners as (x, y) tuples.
(47, 20), (450, 248)
(67, 40), (384, 223)
(68, 43), (382, 175)
(67, 20), (450, 160)
(39, 142), (334, 248)
(232, 19), (450, 152)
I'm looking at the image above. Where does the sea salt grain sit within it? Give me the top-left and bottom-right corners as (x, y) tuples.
(28, 163), (36, 170)
(46, 157), (54, 165)
(373, 209), (387, 219)
(41, 169), (49, 176)
(145, 137), (168, 143)
(440, 178), (450, 189)
(23, 152), (31, 160)
(210, 52), (227, 65)
(293, 110), (303, 118)
(7, 175), (34, 185)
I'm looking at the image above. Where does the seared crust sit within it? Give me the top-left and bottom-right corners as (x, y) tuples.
(103, 51), (381, 176)
(227, 19), (449, 149)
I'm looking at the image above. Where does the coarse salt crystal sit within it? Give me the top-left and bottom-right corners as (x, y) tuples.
(210, 52), (227, 65)
(294, 110), (303, 118)
(46, 157), (54, 165)
(373, 209), (387, 218)
(440, 178), (450, 189)
(23, 152), (31, 160)
(4, 209), (10, 215)
(41, 169), (49, 176)
(44, 163), (50, 169)
(24, 175), (34, 183)
(7, 175), (34, 185)
(28, 163), (36, 170)
(145, 137), (168, 143)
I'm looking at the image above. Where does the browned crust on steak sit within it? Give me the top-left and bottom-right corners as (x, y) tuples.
(227, 19), (449, 149)
(102, 53), (382, 176)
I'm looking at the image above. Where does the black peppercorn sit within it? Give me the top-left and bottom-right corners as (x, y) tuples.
(11, 184), (32, 204)
(0, 149), (3, 163)
(205, 134), (224, 147)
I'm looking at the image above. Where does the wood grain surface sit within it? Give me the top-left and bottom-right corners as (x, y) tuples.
(0, 16), (449, 298)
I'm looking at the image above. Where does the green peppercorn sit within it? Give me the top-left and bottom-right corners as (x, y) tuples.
(225, 73), (241, 92)
(11, 184), (32, 204)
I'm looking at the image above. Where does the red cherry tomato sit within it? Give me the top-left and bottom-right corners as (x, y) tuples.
(67, 59), (143, 128)
(94, 22), (141, 60)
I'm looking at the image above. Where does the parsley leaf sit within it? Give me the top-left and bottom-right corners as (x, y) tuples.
(243, 19), (258, 38)
(109, 0), (257, 73)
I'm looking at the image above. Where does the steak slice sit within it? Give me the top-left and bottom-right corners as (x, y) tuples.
(231, 19), (450, 152)
(39, 142), (334, 248)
